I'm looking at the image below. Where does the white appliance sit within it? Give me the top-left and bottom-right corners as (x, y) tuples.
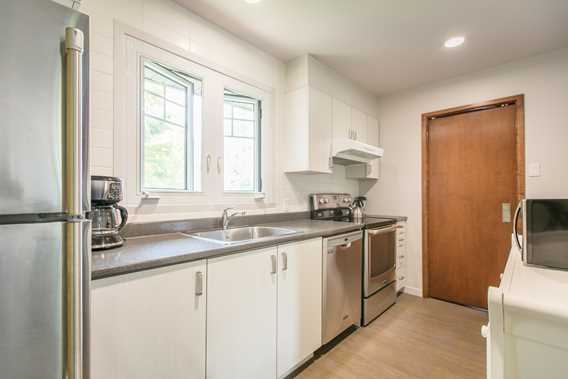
(485, 239), (568, 379)
(332, 138), (384, 164)
(0, 0), (90, 377)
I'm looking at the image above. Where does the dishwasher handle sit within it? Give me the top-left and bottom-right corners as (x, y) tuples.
(327, 231), (362, 249)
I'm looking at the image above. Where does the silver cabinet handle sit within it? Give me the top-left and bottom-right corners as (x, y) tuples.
(65, 27), (84, 216)
(217, 157), (222, 174)
(195, 271), (204, 296)
(271, 255), (277, 274)
(282, 252), (288, 271)
(399, 276), (405, 281)
(339, 242), (352, 249)
(206, 154), (212, 174)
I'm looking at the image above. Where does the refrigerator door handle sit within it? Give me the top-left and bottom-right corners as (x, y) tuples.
(65, 27), (85, 216)
(65, 220), (90, 379)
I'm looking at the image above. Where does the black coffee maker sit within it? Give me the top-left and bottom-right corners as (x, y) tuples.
(91, 176), (128, 250)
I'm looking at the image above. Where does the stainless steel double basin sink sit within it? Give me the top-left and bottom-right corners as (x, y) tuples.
(185, 226), (301, 246)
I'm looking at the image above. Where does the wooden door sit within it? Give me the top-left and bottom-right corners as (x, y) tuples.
(207, 247), (277, 379)
(424, 98), (524, 308)
(277, 238), (322, 377)
(91, 261), (207, 379)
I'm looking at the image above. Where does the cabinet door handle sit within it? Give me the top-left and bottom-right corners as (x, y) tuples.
(195, 271), (204, 296)
(217, 156), (222, 174)
(270, 255), (277, 274)
(282, 252), (288, 271)
(206, 154), (212, 174)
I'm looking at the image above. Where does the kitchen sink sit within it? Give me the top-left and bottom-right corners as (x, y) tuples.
(186, 226), (301, 245)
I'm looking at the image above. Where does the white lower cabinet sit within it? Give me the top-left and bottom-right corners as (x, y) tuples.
(207, 238), (323, 379)
(277, 239), (322, 378)
(91, 261), (207, 379)
(207, 247), (278, 379)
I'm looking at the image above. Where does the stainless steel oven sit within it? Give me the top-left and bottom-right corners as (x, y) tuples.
(363, 224), (397, 325)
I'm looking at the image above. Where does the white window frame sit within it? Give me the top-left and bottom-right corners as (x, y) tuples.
(140, 59), (201, 193)
(114, 24), (276, 212)
(223, 89), (262, 194)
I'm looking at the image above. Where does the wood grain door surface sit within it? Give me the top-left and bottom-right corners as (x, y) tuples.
(427, 105), (517, 308)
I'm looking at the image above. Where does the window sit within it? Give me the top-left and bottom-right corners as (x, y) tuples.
(223, 90), (261, 192)
(141, 59), (202, 192)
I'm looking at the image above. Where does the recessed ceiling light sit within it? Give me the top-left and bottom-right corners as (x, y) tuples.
(444, 36), (465, 48)
(244, 0), (262, 3)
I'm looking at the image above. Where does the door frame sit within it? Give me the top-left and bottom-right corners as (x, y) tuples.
(421, 94), (525, 298)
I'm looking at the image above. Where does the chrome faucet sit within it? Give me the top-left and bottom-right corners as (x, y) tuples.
(221, 208), (246, 230)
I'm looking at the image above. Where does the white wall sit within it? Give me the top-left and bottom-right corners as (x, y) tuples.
(366, 48), (568, 295)
(54, 0), (365, 221)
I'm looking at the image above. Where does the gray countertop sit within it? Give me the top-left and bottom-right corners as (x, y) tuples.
(91, 219), (362, 280)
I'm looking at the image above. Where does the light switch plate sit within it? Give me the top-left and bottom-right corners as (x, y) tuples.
(528, 162), (541, 177)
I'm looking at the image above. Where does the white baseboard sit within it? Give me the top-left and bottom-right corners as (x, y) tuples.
(402, 285), (423, 297)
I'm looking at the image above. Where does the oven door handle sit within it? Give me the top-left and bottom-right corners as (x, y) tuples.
(368, 226), (396, 235)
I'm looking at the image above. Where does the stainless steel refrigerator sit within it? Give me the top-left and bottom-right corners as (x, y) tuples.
(0, 0), (90, 378)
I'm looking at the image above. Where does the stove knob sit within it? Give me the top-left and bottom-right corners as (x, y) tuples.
(324, 198), (329, 204)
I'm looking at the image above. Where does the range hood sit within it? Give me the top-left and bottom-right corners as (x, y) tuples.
(332, 138), (384, 164)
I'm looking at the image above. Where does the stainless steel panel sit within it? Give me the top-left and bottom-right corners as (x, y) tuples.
(0, 223), (64, 378)
(363, 282), (396, 326)
(0, 220), (90, 379)
(364, 226), (397, 296)
(322, 234), (362, 344)
(0, 0), (89, 215)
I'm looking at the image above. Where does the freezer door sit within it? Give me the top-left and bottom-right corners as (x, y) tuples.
(0, 220), (91, 379)
(0, 0), (89, 215)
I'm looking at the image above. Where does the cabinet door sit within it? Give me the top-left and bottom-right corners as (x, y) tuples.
(277, 238), (323, 378)
(207, 248), (278, 379)
(332, 98), (350, 140)
(366, 115), (380, 179)
(309, 87), (333, 173)
(91, 261), (207, 379)
(350, 108), (367, 142)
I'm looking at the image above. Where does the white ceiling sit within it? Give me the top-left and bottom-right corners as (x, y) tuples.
(176, 0), (568, 96)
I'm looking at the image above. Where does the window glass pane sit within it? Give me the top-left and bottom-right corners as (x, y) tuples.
(224, 137), (254, 192)
(233, 102), (254, 120)
(144, 91), (164, 119)
(224, 119), (232, 136)
(145, 80), (164, 96)
(165, 101), (186, 125)
(141, 59), (202, 192)
(143, 117), (185, 190)
(233, 120), (254, 138)
(224, 103), (233, 118)
(166, 86), (186, 105)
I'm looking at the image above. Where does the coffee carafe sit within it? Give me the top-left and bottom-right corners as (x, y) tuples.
(91, 176), (128, 250)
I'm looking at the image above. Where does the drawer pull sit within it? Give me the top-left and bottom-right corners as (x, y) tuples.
(195, 271), (204, 296)
(399, 276), (405, 281)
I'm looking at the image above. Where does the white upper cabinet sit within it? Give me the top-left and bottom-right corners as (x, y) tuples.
(284, 86), (333, 174)
(91, 261), (207, 379)
(350, 107), (367, 142)
(346, 114), (381, 180)
(332, 98), (351, 140)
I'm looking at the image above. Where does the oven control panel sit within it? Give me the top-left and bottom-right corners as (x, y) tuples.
(310, 193), (353, 211)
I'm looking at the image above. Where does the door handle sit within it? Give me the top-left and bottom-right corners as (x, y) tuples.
(206, 154), (212, 174)
(281, 252), (288, 271)
(195, 271), (204, 296)
(270, 255), (277, 274)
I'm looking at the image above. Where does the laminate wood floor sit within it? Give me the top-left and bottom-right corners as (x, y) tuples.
(298, 294), (487, 379)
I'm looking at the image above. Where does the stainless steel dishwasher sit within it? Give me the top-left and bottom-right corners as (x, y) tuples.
(322, 231), (363, 344)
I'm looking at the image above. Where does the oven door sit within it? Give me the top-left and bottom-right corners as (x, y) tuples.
(364, 225), (397, 297)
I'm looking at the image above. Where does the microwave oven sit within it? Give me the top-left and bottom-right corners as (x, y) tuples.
(514, 199), (568, 270)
